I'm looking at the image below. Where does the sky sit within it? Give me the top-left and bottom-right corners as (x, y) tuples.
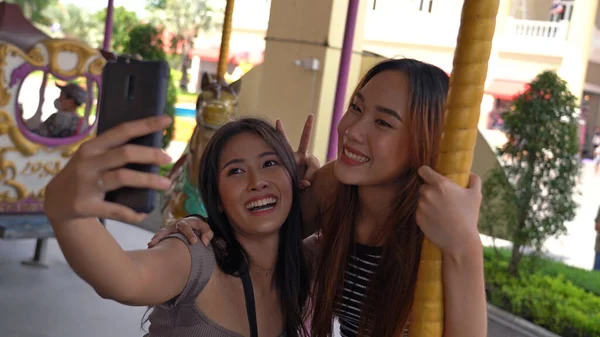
(59, 0), (149, 17)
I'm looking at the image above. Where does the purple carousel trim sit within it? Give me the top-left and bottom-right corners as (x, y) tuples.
(0, 196), (43, 213)
(9, 64), (102, 147)
(9, 62), (44, 88)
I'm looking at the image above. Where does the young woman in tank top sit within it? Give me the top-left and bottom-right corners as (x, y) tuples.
(44, 116), (320, 337)
(154, 59), (487, 337)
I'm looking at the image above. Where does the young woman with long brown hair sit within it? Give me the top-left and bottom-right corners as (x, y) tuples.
(151, 58), (487, 337)
(45, 117), (317, 337)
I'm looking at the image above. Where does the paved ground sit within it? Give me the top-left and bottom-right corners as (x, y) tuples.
(0, 222), (153, 337)
(542, 159), (600, 270)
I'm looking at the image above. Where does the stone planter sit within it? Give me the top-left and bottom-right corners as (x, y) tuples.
(487, 304), (562, 337)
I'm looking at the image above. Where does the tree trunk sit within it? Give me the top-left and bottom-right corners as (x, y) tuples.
(508, 155), (536, 276)
(508, 242), (523, 276)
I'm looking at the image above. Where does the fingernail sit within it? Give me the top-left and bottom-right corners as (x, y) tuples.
(202, 238), (209, 247)
(191, 237), (197, 243)
(300, 181), (311, 188)
(159, 177), (172, 188)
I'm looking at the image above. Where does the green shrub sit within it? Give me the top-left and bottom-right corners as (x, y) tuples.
(486, 266), (600, 337)
(484, 246), (600, 295)
(535, 260), (600, 296)
(123, 23), (177, 149)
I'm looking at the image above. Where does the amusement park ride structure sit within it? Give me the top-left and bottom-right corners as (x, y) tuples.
(0, 0), (503, 336)
(0, 2), (106, 264)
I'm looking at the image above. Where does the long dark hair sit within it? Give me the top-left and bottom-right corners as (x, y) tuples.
(310, 59), (450, 337)
(198, 117), (310, 337)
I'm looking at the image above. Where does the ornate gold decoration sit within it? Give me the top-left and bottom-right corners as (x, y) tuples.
(0, 39), (101, 205)
(89, 57), (106, 76)
(43, 39), (100, 78)
(0, 43), (46, 108)
(0, 148), (28, 202)
(25, 47), (45, 64)
(2, 44), (47, 67)
(0, 45), (12, 107)
(20, 160), (63, 178)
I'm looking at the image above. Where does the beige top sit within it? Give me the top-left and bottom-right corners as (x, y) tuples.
(145, 233), (285, 337)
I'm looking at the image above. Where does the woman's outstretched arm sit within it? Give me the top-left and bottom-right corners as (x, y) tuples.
(52, 217), (191, 306)
(45, 115), (192, 306)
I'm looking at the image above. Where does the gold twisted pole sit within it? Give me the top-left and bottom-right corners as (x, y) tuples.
(408, 1), (500, 336)
(217, 0), (235, 80)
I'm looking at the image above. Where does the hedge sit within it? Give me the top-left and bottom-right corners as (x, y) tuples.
(484, 247), (600, 337)
(483, 246), (600, 295)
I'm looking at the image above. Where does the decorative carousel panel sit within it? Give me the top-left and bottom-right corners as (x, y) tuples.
(0, 39), (105, 213)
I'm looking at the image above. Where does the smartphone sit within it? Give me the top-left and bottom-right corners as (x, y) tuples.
(96, 57), (170, 214)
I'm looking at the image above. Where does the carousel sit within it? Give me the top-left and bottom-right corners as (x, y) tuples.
(0, 0), (502, 336)
(0, 2), (108, 265)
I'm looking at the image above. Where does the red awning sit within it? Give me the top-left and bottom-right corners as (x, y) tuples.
(189, 46), (264, 66)
(485, 79), (528, 101)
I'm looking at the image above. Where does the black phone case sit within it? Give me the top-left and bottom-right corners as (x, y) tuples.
(97, 58), (170, 214)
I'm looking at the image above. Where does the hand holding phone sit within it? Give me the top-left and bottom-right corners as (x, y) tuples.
(96, 58), (170, 213)
(45, 116), (173, 225)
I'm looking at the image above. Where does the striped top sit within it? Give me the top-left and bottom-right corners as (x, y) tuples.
(334, 243), (408, 337)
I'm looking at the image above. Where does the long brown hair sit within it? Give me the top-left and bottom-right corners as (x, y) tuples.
(198, 118), (310, 337)
(310, 59), (449, 337)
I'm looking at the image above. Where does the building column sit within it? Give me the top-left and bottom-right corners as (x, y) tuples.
(239, 0), (368, 162)
(484, 0), (513, 89)
(558, 0), (599, 100)
(481, 0), (513, 130)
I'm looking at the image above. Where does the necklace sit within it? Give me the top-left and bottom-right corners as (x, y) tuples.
(253, 263), (274, 276)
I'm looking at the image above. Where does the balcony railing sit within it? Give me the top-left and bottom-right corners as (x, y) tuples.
(504, 18), (569, 40)
(363, 0), (570, 57)
(363, 0), (463, 47)
(501, 17), (569, 56)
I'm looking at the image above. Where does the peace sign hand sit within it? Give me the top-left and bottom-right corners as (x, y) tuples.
(276, 115), (321, 190)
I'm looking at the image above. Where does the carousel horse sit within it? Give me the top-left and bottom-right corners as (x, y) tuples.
(161, 73), (241, 221)
(0, 3), (106, 265)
